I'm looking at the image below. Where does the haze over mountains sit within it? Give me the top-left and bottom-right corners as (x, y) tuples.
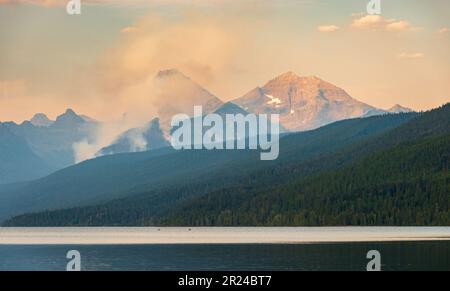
(0, 110), (420, 222)
(0, 69), (414, 184)
(98, 118), (169, 156)
(0, 109), (98, 183)
(154, 69), (224, 133)
(0, 70), (447, 226)
(2, 103), (449, 226)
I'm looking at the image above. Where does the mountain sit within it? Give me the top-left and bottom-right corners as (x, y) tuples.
(2, 109), (98, 169)
(30, 113), (53, 127)
(98, 100), (281, 157)
(96, 102), (252, 158)
(7, 103), (446, 227)
(210, 101), (288, 135)
(0, 110), (418, 222)
(52, 108), (86, 129)
(80, 115), (98, 123)
(157, 104), (450, 226)
(98, 118), (169, 156)
(213, 102), (249, 116)
(388, 104), (414, 113)
(161, 133), (449, 226)
(154, 69), (223, 132)
(0, 124), (54, 184)
(234, 72), (386, 131)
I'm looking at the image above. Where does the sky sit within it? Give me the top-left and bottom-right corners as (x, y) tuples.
(0, 0), (449, 122)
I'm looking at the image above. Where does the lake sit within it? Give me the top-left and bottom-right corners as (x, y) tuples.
(0, 227), (448, 271)
(0, 242), (449, 271)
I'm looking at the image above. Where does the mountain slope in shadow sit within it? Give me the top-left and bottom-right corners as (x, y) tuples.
(0, 110), (422, 223)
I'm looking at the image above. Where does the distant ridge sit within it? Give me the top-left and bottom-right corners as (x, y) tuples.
(388, 104), (414, 113)
(1, 108), (98, 172)
(30, 113), (53, 127)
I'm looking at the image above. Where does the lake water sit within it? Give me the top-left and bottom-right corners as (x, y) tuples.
(0, 227), (449, 271)
(0, 241), (449, 271)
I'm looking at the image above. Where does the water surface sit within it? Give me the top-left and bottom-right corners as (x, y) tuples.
(0, 242), (448, 271)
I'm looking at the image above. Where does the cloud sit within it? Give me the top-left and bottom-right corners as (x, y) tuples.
(0, 0), (229, 7)
(68, 9), (255, 162)
(352, 15), (383, 29)
(397, 52), (425, 59)
(0, 0), (147, 7)
(317, 25), (339, 33)
(385, 20), (412, 31)
(72, 116), (146, 163)
(95, 12), (247, 98)
(351, 15), (416, 32)
(438, 27), (449, 35)
(0, 0), (64, 6)
(121, 26), (138, 34)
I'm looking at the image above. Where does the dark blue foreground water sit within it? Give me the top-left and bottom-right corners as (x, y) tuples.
(0, 242), (448, 271)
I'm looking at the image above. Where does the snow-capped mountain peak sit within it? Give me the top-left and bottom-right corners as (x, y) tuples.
(234, 71), (385, 131)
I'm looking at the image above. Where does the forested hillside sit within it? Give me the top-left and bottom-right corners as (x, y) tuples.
(0, 112), (416, 221)
(161, 134), (449, 226)
(3, 104), (449, 226)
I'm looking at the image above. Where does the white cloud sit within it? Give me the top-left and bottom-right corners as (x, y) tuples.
(0, 0), (229, 7)
(121, 26), (138, 34)
(385, 20), (412, 31)
(0, 0), (83, 6)
(317, 25), (339, 33)
(352, 15), (383, 29)
(351, 15), (416, 32)
(438, 27), (449, 35)
(397, 52), (425, 59)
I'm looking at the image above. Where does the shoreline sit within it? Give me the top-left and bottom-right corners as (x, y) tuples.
(1, 227), (449, 245)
